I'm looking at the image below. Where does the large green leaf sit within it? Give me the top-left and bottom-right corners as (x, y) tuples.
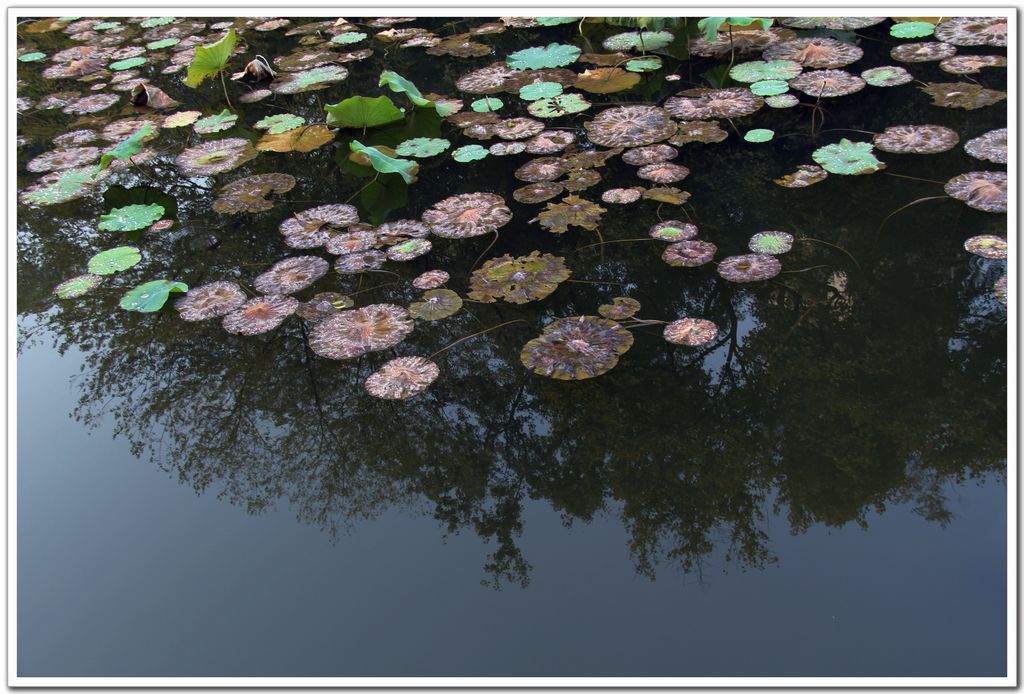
(507, 43), (582, 70)
(98, 124), (156, 171)
(87, 246), (142, 274)
(324, 95), (405, 128)
(183, 28), (238, 88)
(99, 203), (165, 231)
(379, 71), (458, 117)
(350, 140), (419, 183)
(119, 280), (188, 312)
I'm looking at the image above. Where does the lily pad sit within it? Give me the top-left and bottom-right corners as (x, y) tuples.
(257, 124), (335, 152)
(507, 43), (582, 70)
(452, 144), (490, 162)
(146, 38), (180, 50)
(99, 203), (165, 231)
(253, 113), (306, 135)
(602, 30), (674, 51)
(119, 279), (188, 312)
(87, 246), (142, 274)
(527, 93), (591, 118)
(520, 315), (633, 380)
(471, 96), (504, 112)
(744, 128), (775, 143)
(531, 195), (606, 234)
(331, 31), (368, 44)
(625, 56), (662, 73)
(891, 21), (935, 38)
(395, 137), (451, 158)
(194, 109), (238, 134)
(729, 59), (803, 82)
(110, 56), (146, 71)
(574, 68), (640, 94)
(54, 273), (104, 299)
(749, 80), (789, 96)
(18, 52), (47, 62)
(811, 139), (886, 175)
(861, 65), (914, 87)
(519, 81), (564, 100)
(409, 288), (463, 320)
(469, 251), (571, 303)
(598, 297), (641, 319)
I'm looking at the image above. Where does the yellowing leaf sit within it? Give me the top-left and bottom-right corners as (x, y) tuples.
(256, 124), (335, 152)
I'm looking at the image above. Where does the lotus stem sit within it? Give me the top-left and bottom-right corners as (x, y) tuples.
(428, 319), (526, 359)
(219, 70), (234, 110)
(798, 237), (862, 273)
(577, 237), (659, 251)
(343, 173), (380, 204)
(879, 195), (948, 231)
(882, 172), (945, 185)
(471, 230), (500, 271)
(781, 264), (831, 274)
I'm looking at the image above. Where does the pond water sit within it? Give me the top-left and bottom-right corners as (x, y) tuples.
(15, 15), (1008, 679)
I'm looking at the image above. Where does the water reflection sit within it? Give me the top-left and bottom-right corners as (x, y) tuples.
(16, 16), (1006, 588)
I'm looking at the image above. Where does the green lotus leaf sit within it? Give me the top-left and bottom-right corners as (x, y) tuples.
(749, 80), (789, 96)
(527, 93), (591, 118)
(890, 21), (935, 38)
(729, 59), (802, 83)
(94, 21), (121, 30)
(20, 166), (101, 206)
(395, 137), (451, 158)
(254, 113), (306, 134)
(519, 81), (564, 101)
(625, 56), (662, 72)
(602, 30), (675, 51)
(536, 17), (579, 26)
(183, 28), (238, 88)
(471, 97), (504, 112)
(53, 273), (103, 299)
(744, 128), (775, 143)
(18, 52), (46, 62)
(324, 95), (405, 128)
(99, 124), (156, 171)
(812, 138), (886, 175)
(379, 70), (459, 116)
(507, 43), (582, 70)
(140, 16), (175, 28)
(99, 203), (165, 231)
(331, 31), (368, 44)
(697, 17), (773, 41)
(87, 246), (142, 275)
(146, 38), (180, 50)
(194, 109), (238, 134)
(452, 144), (490, 162)
(350, 140), (419, 183)
(111, 56), (147, 71)
(119, 279), (188, 312)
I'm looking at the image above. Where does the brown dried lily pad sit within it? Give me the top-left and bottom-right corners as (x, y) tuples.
(775, 164), (829, 188)
(662, 240), (717, 267)
(664, 88), (763, 119)
(257, 124), (335, 152)
(422, 192), (512, 238)
(469, 251), (571, 304)
(663, 318), (719, 346)
(308, 303), (414, 360)
(412, 270), (449, 289)
(212, 173), (296, 214)
(531, 195), (606, 234)
(574, 67), (640, 94)
(223, 295), (299, 335)
(944, 171), (1007, 213)
(520, 315), (634, 380)
(174, 281), (247, 321)
(364, 356), (440, 400)
(253, 256), (329, 294)
(717, 254), (782, 282)
(513, 181), (565, 204)
(585, 105), (676, 148)
(919, 82), (1007, 110)
(643, 187), (690, 205)
(598, 297), (641, 320)
(872, 125), (959, 154)
(670, 120), (729, 146)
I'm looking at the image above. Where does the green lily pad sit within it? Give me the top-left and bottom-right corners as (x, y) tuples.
(140, 16), (175, 28)
(729, 59), (802, 83)
(254, 113), (306, 134)
(536, 17), (579, 26)
(452, 144), (489, 162)
(350, 140), (419, 183)
(54, 273), (103, 299)
(99, 124), (156, 171)
(602, 30), (675, 51)
(744, 128), (775, 143)
(324, 95), (405, 128)
(183, 28), (238, 88)
(861, 66), (913, 87)
(507, 43), (582, 70)
(331, 31), (368, 44)
(110, 57), (146, 71)
(471, 96), (504, 112)
(527, 93), (591, 118)
(379, 70), (459, 116)
(19, 166), (101, 206)
(519, 81), (564, 101)
(18, 52), (46, 62)
(395, 137), (451, 158)
(87, 246), (142, 275)
(194, 109), (238, 134)
(749, 80), (789, 96)
(812, 139), (886, 175)
(99, 203), (165, 231)
(94, 21), (121, 30)
(625, 56), (662, 73)
(119, 279), (188, 312)
(697, 17), (772, 41)
(890, 21), (935, 38)
(146, 38), (180, 50)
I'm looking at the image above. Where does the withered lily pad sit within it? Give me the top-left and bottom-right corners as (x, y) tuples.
(574, 68), (640, 94)
(964, 235), (1007, 259)
(257, 124), (335, 152)
(873, 125), (959, 154)
(662, 240), (717, 267)
(513, 181), (564, 204)
(308, 303), (414, 359)
(964, 128), (1007, 164)
(422, 192), (512, 238)
(212, 173), (296, 214)
(944, 171), (1007, 212)
(176, 138), (257, 175)
(717, 253), (782, 282)
(664, 88), (763, 119)
(409, 288), (463, 320)
(775, 164), (829, 188)
(598, 297), (641, 320)
(174, 281), (247, 321)
(223, 295), (299, 335)
(585, 105), (676, 148)
(748, 231), (794, 255)
(412, 270), (449, 289)
(650, 221), (698, 241)
(469, 251), (571, 303)
(919, 82), (1007, 110)
(295, 293), (355, 322)
(663, 318), (719, 346)
(520, 315), (634, 380)
(531, 195), (606, 234)
(364, 356), (440, 400)
(253, 256), (329, 294)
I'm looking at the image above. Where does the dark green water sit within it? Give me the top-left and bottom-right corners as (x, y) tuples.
(16, 16), (1007, 678)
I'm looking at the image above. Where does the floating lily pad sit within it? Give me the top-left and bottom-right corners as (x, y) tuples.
(527, 93), (591, 118)
(775, 164), (829, 188)
(744, 128), (775, 143)
(945, 171), (1007, 213)
(308, 303), (414, 360)
(750, 80), (789, 96)
(423, 192), (512, 238)
(174, 281), (247, 321)
(625, 56), (662, 73)
(413, 270), (450, 290)
(119, 279), (188, 312)
(662, 240), (716, 267)
(531, 195), (606, 234)
(271, 64), (350, 93)
(812, 139), (886, 175)
(99, 203), (165, 231)
(163, 110), (202, 128)
(574, 68), (640, 94)
(20, 166), (103, 206)
(891, 21), (935, 38)
(331, 31), (368, 44)
(254, 113), (305, 134)
(110, 56), (146, 71)
(18, 52), (47, 62)
(140, 16), (175, 28)
(729, 59), (803, 82)
(873, 125), (959, 154)
(409, 288), (463, 320)
(469, 251), (570, 303)
(507, 43), (582, 70)
(520, 315), (633, 380)
(602, 30), (674, 51)
(396, 137), (451, 158)
(964, 128), (1007, 164)
(253, 256), (329, 294)
(193, 109), (238, 134)
(598, 297), (641, 320)
(519, 81), (564, 100)
(664, 318), (719, 346)
(650, 220), (698, 241)
(964, 235), (1008, 259)
(350, 140), (419, 183)
(585, 105), (676, 147)
(54, 273), (104, 299)
(222, 295), (299, 334)
(87, 246), (141, 274)
(919, 82), (1007, 109)
(452, 144), (490, 162)
(861, 66), (914, 87)
(748, 231), (794, 254)
(176, 138), (258, 175)
(146, 38), (179, 50)
(387, 238), (432, 261)
(765, 94), (800, 108)
(717, 254), (782, 282)
(364, 356), (440, 400)
(471, 96), (504, 112)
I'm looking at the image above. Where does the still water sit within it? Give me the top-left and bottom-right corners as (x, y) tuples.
(16, 15), (1007, 678)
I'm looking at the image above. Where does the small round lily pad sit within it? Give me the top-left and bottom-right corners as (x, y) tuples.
(519, 81), (563, 101)
(110, 57), (146, 71)
(749, 80), (789, 96)
(891, 21), (935, 38)
(395, 137), (451, 157)
(87, 246), (142, 274)
(452, 144), (489, 162)
(744, 128), (775, 143)
(18, 52), (46, 62)
(471, 97), (504, 112)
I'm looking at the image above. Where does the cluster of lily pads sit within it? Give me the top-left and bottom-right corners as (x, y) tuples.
(19, 14), (1008, 399)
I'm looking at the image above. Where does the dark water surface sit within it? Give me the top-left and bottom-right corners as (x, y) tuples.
(16, 16), (1008, 678)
